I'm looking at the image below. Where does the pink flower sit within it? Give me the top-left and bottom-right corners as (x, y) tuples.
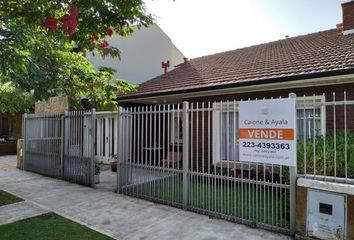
(100, 39), (109, 48)
(90, 34), (99, 43)
(69, 5), (79, 18)
(43, 17), (58, 31)
(60, 14), (77, 36)
(106, 28), (113, 37)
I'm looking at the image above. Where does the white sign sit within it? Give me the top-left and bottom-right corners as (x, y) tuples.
(239, 98), (296, 166)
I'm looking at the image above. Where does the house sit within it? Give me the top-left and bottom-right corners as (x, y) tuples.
(118, 1), (354, 144)
(87, 24), (186, 84)
(115, 2), (354, 238)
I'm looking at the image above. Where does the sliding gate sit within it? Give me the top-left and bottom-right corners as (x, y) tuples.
(23, 110), (96, 187)
(23, 113), (62, 178)
(117, 101), (295, 235)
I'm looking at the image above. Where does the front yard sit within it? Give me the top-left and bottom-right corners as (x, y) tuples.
(0, 212), (114, 240)
(0, 190), (23, 207)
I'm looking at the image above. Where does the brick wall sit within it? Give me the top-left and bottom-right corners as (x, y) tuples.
(296, 186), (307, 237)
(123, 83), (354, 169)
(342, 1), (354, 32)
(184, 83), (354, 167)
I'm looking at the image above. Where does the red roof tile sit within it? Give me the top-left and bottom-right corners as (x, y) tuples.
(122, 28), (354, 99)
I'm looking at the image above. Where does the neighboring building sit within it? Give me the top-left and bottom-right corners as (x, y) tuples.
(87, 24), (186, 84)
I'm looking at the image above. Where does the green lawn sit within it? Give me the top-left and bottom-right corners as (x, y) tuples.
(0, 213), (114, 240)
(128, 175), (290, 229)
(0, 190), (23, 207)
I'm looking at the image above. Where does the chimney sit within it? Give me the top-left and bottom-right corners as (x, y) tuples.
(161, 60), (170, 74)
(342, 1), (354, 35)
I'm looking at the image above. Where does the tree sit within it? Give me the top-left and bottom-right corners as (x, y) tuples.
(0, 0), (153, 110)
(0, 82), (34, 114)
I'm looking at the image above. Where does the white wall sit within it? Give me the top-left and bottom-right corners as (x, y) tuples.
(87, 24), (185, 85)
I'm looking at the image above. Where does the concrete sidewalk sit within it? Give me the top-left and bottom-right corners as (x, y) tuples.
(0, 156), (292, 240)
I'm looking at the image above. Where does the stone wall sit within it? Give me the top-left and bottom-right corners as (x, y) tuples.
(35, 96), (69, 113)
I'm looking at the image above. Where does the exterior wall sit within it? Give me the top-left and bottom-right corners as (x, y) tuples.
(342, 1), (354, 32)
(295, 186), (308, 238)
(9, 114), (22, 138)
(87, 24), (185, 85)
(184, 83), (354, 170)
(0, 113), (9, 137)
(35, 96), (69, 114)
(184, 83), (354, 132)
(0, 113), (22, 138)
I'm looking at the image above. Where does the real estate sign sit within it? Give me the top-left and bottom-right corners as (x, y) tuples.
(239, 98), (296, 166)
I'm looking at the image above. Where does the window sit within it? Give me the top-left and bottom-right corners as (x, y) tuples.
(212, 96), (325, 163)
(296, 96), (325, 140)
(213, 102), (239, 162)
(170, 114), (183, 144)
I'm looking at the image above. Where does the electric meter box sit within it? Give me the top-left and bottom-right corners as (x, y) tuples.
(307, 189), (346, 239)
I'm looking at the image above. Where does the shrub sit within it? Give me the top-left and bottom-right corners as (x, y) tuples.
(297, 131), (354, 178)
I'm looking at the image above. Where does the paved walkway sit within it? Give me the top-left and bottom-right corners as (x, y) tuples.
(0, 155), (292, 240)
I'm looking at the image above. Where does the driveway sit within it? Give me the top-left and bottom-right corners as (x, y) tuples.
(0, 155), (292, 240)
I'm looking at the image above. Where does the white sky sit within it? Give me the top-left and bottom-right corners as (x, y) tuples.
(144, 0), (347, 59)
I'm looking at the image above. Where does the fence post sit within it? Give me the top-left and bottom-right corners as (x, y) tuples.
(60, 114), (65, 179)
(90, 109), (96, 187)
(117, 107), (123, 193)
(288, 93), (297, 236)
(22, 113), (27, 170)
(182, 101), (189, 210)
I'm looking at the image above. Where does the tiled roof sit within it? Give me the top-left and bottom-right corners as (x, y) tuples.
(122, 28), (354, 99)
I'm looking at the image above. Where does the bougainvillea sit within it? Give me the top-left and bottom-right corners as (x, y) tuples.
(43, 5), (79, 36)
(69, 4), (79, 18)
(1, 0), (153, 110)
(60, 14), (77, 36)
(100, 39), (109, 48)
(43, 17), (58, 31)
(90, 34), (99, 43)
(106, 28), (113, 37)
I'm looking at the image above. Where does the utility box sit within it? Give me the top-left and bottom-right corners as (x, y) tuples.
(307, 189), (346, 239)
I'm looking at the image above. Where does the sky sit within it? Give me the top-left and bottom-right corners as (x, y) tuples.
(144, 0), (348, 59)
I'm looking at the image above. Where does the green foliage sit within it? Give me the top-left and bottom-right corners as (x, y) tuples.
(297, 131), (354, 178)
(0, 0), (153, 58)
(0, 190), (23, 207)
(95, 161), (104, 174)
(0, 82), (34, 114)
(0, 213), (114, 240)
(0, 0), (151, 111)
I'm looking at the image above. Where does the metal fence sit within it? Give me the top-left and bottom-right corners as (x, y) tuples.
(296, 92), (354, 184)
(117, 100), (294, 234)
(22, 91), (354, 235)
(23, 110), (96, 187)
(117, 91), (354, 235)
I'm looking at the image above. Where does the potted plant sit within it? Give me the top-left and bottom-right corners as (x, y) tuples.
(109, 155), (118, 172)
(95, 160), (104, 184)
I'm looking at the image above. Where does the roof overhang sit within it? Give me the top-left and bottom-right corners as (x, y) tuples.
(118, 69), (354, 104)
